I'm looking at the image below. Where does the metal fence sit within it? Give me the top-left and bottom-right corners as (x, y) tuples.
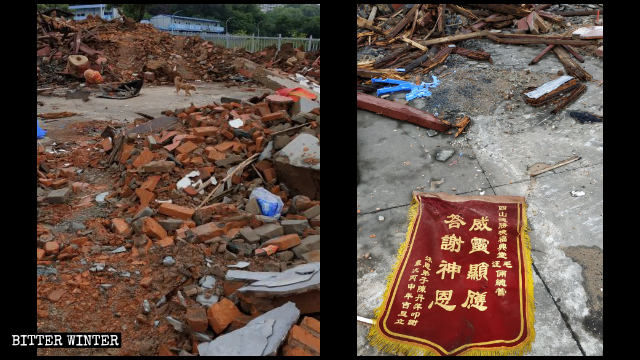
(189, 33), (320, 53)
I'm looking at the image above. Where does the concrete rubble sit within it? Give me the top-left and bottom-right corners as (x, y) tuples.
(36, 11), (320, 356)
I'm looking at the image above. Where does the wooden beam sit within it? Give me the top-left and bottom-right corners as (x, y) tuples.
(529, 44), (555, 65)
(488, 33), (594, 46)
(419, 30), (489, 47)
(552, 46), (592, 81)
(357, 92), (450, 131)
(470, 4), (531, 17)
(386, 4), (420, 39)
(401, 36), (428, 51)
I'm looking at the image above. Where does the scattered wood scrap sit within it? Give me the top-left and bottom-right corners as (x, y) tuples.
(528, 155), (581, 177)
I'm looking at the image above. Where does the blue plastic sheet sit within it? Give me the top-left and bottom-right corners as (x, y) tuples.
(37, 119), (47, 139)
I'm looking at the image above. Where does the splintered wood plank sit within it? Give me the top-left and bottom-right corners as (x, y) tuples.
(552, 46), (592, 81)
(357, 92), (450, 131)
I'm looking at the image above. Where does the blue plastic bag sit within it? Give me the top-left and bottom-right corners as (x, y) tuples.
(37, 119), (47, 139)
(249, 187), (284, 218)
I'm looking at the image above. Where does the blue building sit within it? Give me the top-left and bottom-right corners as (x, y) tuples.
(149, 15), (225, 34)
(68, 4), (120, 21)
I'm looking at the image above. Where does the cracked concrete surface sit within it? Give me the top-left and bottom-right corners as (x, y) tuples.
(357, 36), (602, 355)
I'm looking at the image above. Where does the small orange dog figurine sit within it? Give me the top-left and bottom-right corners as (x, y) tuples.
(174, 76), (196, 96)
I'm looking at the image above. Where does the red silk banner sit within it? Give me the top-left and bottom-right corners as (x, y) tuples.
(369, 192), (535, 356)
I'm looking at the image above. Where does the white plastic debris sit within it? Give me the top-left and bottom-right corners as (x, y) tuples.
(95, 192), (109, 203)
(571, 191), (585, 197)
(229, 119), (244, 128)
(176, 171), (200, 190)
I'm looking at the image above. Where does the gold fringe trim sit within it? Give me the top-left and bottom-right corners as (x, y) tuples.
(367, 197), (536, 356)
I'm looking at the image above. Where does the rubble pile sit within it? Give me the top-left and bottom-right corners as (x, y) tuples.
(36, 90), (320, 355)
(37, 12), (320, 87)
(357, 4), (602, 80)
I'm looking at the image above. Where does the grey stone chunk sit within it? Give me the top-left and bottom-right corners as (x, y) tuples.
(301, 205), (320, 219)
(291, 113), (307, 125)
(110, 246), (127, 254)
(46, 188), (71, 204)
(237, 262), (320, 295)
(162, 256), (176, 266)
(276, 250), (294, 262)
(193, 332), (212, 342)
(166, 316), (184, 332)
(255, 215), (278, 223)
(158, 218), (183, 232)
(197, 302), (300, 356)
(215, 154), (244, 167)
(274, 134), (291, 150)
(133, 206), (154, 221)
(435, 149), (455, 162)
(302, 249), (320, 262)
(292, 235), (320, 259)
(281, 219), (310, 235)
(239, 227), (261, 243)
(253, 223), (284, 241)
(245, 197), (261, 215)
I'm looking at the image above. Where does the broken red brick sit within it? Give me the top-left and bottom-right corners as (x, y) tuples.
(135, 187), (156, 207)
(261, 111), (284, 123)
(283, 345), (314, 356)
(263, 168), (277, 182)
(186, 306), (209, 332)
(140, 276), (153, 288)
(301, 316), (320, 337)
(142, 217), (168, 239)
(140, 175), (161, 191)
(37, 248), (45, 261)
(157, 203), (195, 220)
(262, 234), (300, 250)
(44, 241), (60, 255)
(287, 325), (320, 355)
(156, 236), (174, 248)
(132, 148), (155, 168)
(207, 298), (242, 334)
(176, 141), (198, 155)
(112, 218), (132, 236)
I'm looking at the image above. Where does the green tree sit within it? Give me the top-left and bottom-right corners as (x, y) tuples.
(37, 4), (70, 12)
(110, 4), (147, 21)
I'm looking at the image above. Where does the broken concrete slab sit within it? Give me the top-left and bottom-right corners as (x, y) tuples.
(274, 133), (320, 199)
(126, 116), (178, 135)
(197, 301), (300, 356)
(236, 262), (320, 296)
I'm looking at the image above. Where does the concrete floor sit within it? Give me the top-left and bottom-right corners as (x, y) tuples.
(37, 81), (272, 129)
(357, 37), (602, 355)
